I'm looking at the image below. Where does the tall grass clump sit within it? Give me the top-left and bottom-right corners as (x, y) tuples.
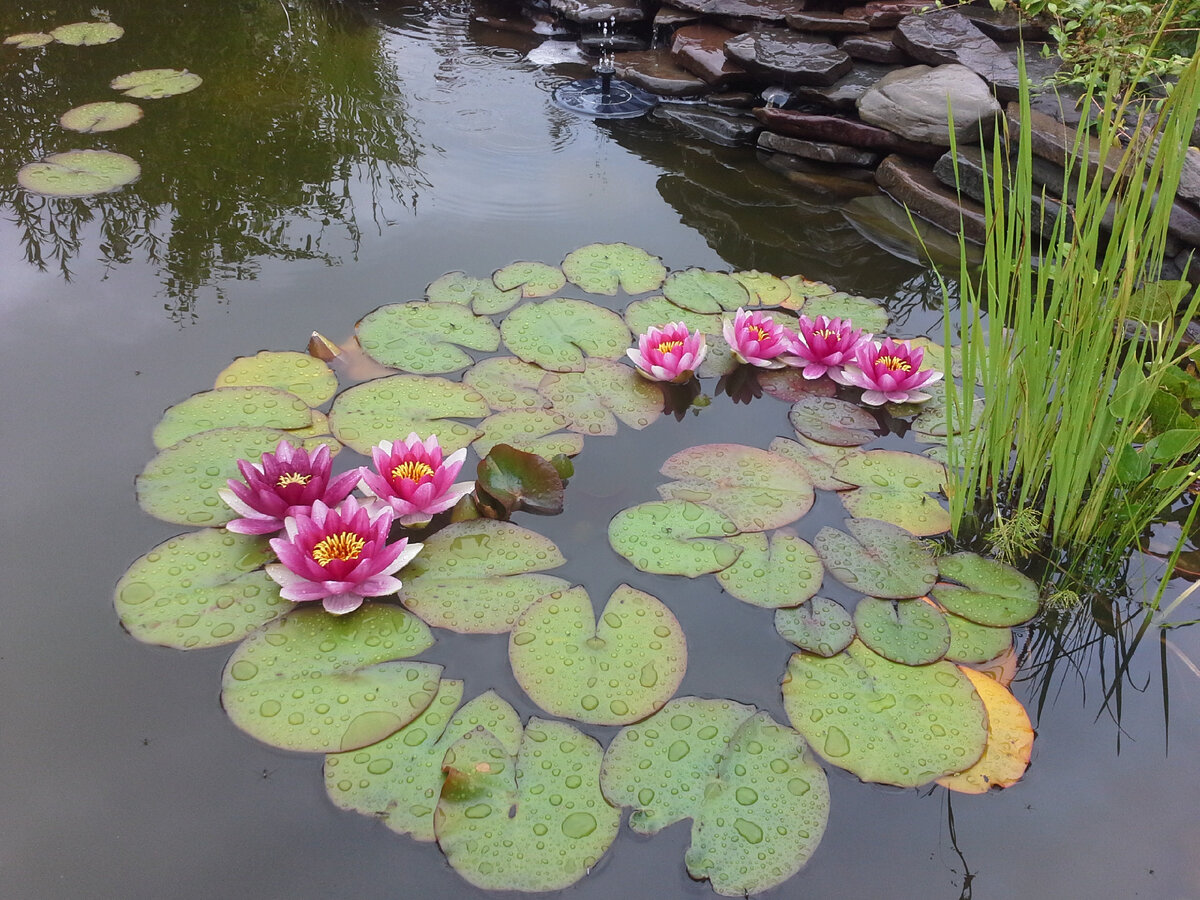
(943, 41), (1200, 583)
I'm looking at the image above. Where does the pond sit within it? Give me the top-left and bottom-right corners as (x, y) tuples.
(3, 1), (1199, 897)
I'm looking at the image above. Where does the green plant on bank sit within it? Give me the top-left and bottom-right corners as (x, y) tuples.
(942, 42), (1200, 585)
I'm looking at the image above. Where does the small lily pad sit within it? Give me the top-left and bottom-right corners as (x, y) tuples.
(775, 597), (856, 657)
(935, 668), (1033, 794)
(214, 350), (338, 406)
(328, 374), (489, 455)
(609, 500), (742, 577)
(798, 292), (888, 333)
(538, 358), (661, 434)
(757, 368), (837, 403)
(767, 436), (856, 492)
(60, 100), (143, 132)
(50, 21), (124, 45)
(561, 242), (667, 295)
(778, 274), (836, 310)
(943, 611), (1013, 663)
(110, 67), (203, 99)
(852, 596), (951, 666)
(476, 443), (565, 515)
(715, 530), (823, 608)
(491, 260), (566, 297)
(731, 269), (791, 306)
(426, 271), (521, 315)
(501, 297), (631, 372)
(356, 301), (500, 373)
(462, 356), (551, 412)
(152, 386), (312, 448)
(473, 410), (583, 459)
(662, 269), (750, 313)
(813, 518), (937, 599)
(17, 149), (139, 198)
(789, 395), (879, 446)
(4, 32), (54, 48)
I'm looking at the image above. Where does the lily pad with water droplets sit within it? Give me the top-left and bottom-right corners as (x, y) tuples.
(833, 449), (946, 493)
(221, 604), (442, 753)
(775, 597), (856, 657)
(509, 584), (686, 725)
(325, 683), (523, 840)
(426, 271), (521, 315)
(715, 530), (823, 608)
(789, 395), (879, 446)
(110, 67), (203, 99)
(938, 552), (1039, 607)
(935, 668), (1033, 794)
(623, 296), (724, 339)
(114, 529), (292, 649)
(852, 596), (950, 665)
(782, 639), (988, 787)
(152, 386), (312, 449)
(658, 443), (815, 532)
(756, 368), (837, 403)
(472, 410), (583, 459)
(767, 436), (856, 492)
(60, 100), (143, 132)
(814, 518), (937, 599)
(538, 358), (661, 434)
(356, 302), (501, 374)
(561, 242), (667, 295)
(328, 374), (489, 455)
(50, 21), (124, 45)
(731, 269), (791, 307)
(501, 297), (631, 373)
(214, 350), (338, 406)
(402, 520), (567, 633)
(930, 584), (1038, 628)
(840, 487), (951, 536)
(778, 274), (836, 310)
(662, 268), (750, 314)
(4, 32), (53, 48)
(797, 292), (888, 333)
(462, 356), (550, 412)
(609, 500), (742, 577)
(435, 718), (620, 892)
(943, 610), (1013, 663)
(17, 149), (139, 198)
(491, 260), (566, 297)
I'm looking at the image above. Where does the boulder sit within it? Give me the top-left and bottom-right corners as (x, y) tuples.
(758, 131), (883, 166)
(861, 0), (933, 28)
(653, 105), (763, 145)
(857, 64), (1001, 145)
(665, 0), (800, 24)
(875, 154), (987, 241)
(672, 24), (752, 87)
(754, 107), (944, 158)
(724, 28), (854, 86)
(893, 9), (1020, 99)
(958, 5), (1049, 42)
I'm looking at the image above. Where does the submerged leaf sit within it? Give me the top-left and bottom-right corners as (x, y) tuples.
(501, 297), (631, 372)
(561, 242), (667, 295)
(609, 500), (742, 577)
(356, 301), (500, 373)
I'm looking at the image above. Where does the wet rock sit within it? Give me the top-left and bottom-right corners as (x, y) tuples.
(754, 107), (944, 158)
(894, 9), (1020, 99)
(1181, 148), (1200, 206)
(672, 24), (751, 87)
(839, 30), (910, 64)
(1178, 249), (1199, 285)
(1169, 199), (1200, 249)
(724, 29), (854, 87)
(655, 4), (704, 27)
(875, 154), (987, 241)
(579, 32), (648, 52)
(957, 6), (1049, 42)
(857, 64), (1000, 145)
(1004, 102), (1120, 183)
(666, 0), (798, 24)
(614, 49), (712, 96)
(757, 151), (880, 197)
(784, 11), (871, 34)
(791, 61), (899, 110)
(653, 104), (762, 145)
(550, 0), (647, 25)
(933, 145), (1066, 237)
(861, 0), (934, 28)
(759, 131), (884, 166)
(708, 91), (760, 108)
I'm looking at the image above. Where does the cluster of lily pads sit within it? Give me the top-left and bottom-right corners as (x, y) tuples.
(116, 243), (1040, 895)
(5, 18), (202, 198)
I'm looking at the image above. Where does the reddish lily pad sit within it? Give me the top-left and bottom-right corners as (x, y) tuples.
(462, 356), (550, 412)
(426, 270), (521, 315)
(60, 100), (143, 132)
(775, 597), (856, 657)
(609, 500), (742, 577)
(356, 302), (501, 373)
(473, 410), (583, 459)
(214, 350), (338, 406)
(767, 436), (856, 492)
(813, 518), (937, 599)
(328, 374), (489, 455)
(491, 260), (566, 297)
(501, 297), (631, 373)
(110, 67), (203, 99)
(18, 149), (139, 198)
(852, 596), (951, 665)
(715, 530), (823, 608)
(789, 395), (879, 446)
(561, 242), (667, 295)
(539, 358), (661, 434)
(50, 21), (124, 45)
(152, 386), (312, 448)
(662, 268), (750, 313)
(935, 668), (1033, 794)
(757, 368), (837, 403)
(477, 443), (565, 515)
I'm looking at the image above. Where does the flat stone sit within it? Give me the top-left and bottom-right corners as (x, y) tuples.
(724, 28), (854, 86)
(550, 0), (647, 24)
(857, 64), (1000, 145)
(758, 131), (883, 165)
(671, 24), (751, 87)
(875, 154), (987, 241)
(1178, 249), (1199, 285)
(791, 60), (898, 110)
(652, 104), (763, 145)
(1169, 198), (1200, 248)
(839, 30), (910, 64)
(655, 4), (705, 27)
(754, 107), (944, 158)
(1005, 102), (1120, 184)
(933, 146), (1067, 237)
(757, 151), (880, 197)
(708, 91), (760, 107)
(666, 0), (800, 24)
(784, 11), (870, 33)
(894, 9), (1020, 99)
(861, 0), (933, 28)
(579, 32), (647, 52)
(958, 6), (1049, 42)
(1181, 147), (1200, 206)
(614, 49), (712, 96)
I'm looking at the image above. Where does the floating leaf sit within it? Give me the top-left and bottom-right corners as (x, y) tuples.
(473, 410), (583, 459)
(356, 302), (500, 374)
(221, 604), (441, 753)
(936, 668), (1033, 793)
(782, 640), (988, 787)
(938, 552), (1039, 606)
(930, 583), (1039, 628)
(789, 395), (879, 447)
(501, 297), (631, 373)
(731, 269), (791, 307)
(110, 67), (202, 99)
(658, 443), (815, 532)
(662, 269), (749, 313)
(328, 374), (488, 455)
(477, 443), (565, 515)
(561, 242), (667, 295)
(491, 260), (566, 297)
(840, 487), (951, 536)
(813, 518), (937, 599)
(17, 149), (139, 198)
(715, 530), (823, 608)
(509, 584), (686, 725)
(775, 597), (855, 657)
(778, 274), (836, 310)
(114, 529), (291, 649)
(624, 296), (724, 338)
(325, 684), (522, 840)
(834, 449), (946, 492)
(462, 356), (550, 412)
(757, 368), (837, 403)
(609, 500), (742, 577)
(60, 100), (143, 132)
(426, 271), (521, 315)
(152, 386), (312, 448)
(943, 609), (1014, 663)
(4, 32), (53, 48)
(435, 719), (620, 891)
(852, 596), (950, 665)
(50, 21), (124, 45)
(214, 350), (338, 406)
(538, 358), (661, 434)
(798, 292), (888, 333)
(767, 436), (856, 492)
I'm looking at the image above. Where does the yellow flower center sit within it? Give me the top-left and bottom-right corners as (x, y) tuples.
(311, 531), (366, 566)
(276, 471), (312, 487)
(749, 325), (770, 341)
(813, 328), (839, 340)
(878, 355), (912, 372)
(392, 460), (436, 482)
(656, 339), (684, 354)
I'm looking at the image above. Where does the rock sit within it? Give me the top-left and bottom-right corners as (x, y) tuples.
(861, 0), (933, 28)
(958, 6), (1049, 42)
(724, 28), (854, 86)
(671, 24), (751, 87)
(841, 194), (982, 266)
(653, 104), (762, 145)
(1178, 249), (1199, 286)
(550, 0), (647, 25)
(1181, 147), (1200, 206)
(857, 64), (1001, 146)
(708, 91), (760, 107)
(614, 49), (712, 96)
(757, 151), (880, 197)
(875, 154), (987, 241)
(1004, 102), (1120, 184)
(758, 131), (884, 166)
(665, 0), (798, 24)
(791, 61), (899, 110)
(933, 146), (1067, 237)
(839, 30), (910, 65)
(655, 4), (704, 27)
(754, 107), (944, 158)
(1169, 198), (1200, 249)
(784, 11), (870, 33)
(579, 32), (647, 52)
(893, 9), (1020, 99)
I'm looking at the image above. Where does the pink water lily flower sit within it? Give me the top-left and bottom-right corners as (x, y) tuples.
(840, 337), (943, 405)
(722, 308), (797, 369)
(267, 497), (421, 615)
(359, 433), (474, 526)
(627, 322), (707, 383)
(218, 439), (362, 535)
(786, 314), (872, 382)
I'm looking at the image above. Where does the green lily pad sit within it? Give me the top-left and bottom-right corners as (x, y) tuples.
(426, 271), (521, 315)
(778, 274), (837, 310)
(813, 518), (937, 599)
(325, 683), (522, 841)
(853, 596), (951, 665)
(782, 640), (988, 787)
(913, 394), (984, 438)
(152, 386), (312, 449)
(114, 529), (292, 649)
(356, 301), (501, 373)
(17, 149), (139, 198)
(658, 443), (815, 532)
(937, 552), (1040, 606)
(840, 487), (951, 536)
(930, 584), (1039, 628)
(50, 21), (124, 45)
(110, 67), (203, 99)
(402, 520), (567, 633)
(662, 269), (750, 314)
(624, 296), (724, 339)
(767, 436), (856, 492)
(221, 604), (442, 753)
(491, 260), (566, 297)
(60, 100), (143, 132)
(501, 297), (631, 373)
(214, 350), (338, 406)
(833, 449), (949, 535)
(609, 500), (742, 577)
(462, 356), (551, 412)
(833, 449), (946, 492)
(789, 395), (879, 446)
(473, 410), (583, 459)
(328, 374), (489, 455)
(797, 292), (888, 333)
(509, 584), (687, 725)
(4, 32), (53, 48)
(943, 611), (1014, 664)
(538, 358), (661, 434)
(561, 242), (667, 295)
(435, 718), (620, 891)
(714, 530), (823, 608)
(731, 269), (791, 306)
(476, 443), (565, 515)
(775, 597), (856, 657)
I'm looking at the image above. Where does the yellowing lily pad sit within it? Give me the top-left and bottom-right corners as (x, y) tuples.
(501, 297), (631, 373)
(426, 270), (521, 315)
(328, 374), (489, 455)
(731, 269), (791, 306)
(110, 67), (203, 99)
(50, 21), (124, 45)
(609, 500), (742, 577)
(813, 518), (937, 599)
(17, 149), (139, 198)
(662, 268), (750, 313)
(775, 597), (856, 657)
(840, 487), (951, 536)
(214, 350), (338, 406)
(936, 667), (1033, 793)
(60, 100), (143, 132)
(4, 32), (53, 48)
(491, 260), (566, 297)
(561, 242), (667, 295)
(151, 386), (312, 448)
(714, 530), (823, 608)
(356, 301), (501, 373)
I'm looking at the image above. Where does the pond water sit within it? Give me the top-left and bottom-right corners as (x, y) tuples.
(3, 1), (1200, 897)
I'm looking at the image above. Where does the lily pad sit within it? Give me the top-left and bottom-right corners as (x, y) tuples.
(935, 668), (1033, 794)
(214, 350), (338, 406)
(778, 274), (837, 310)
(789, 395), (879, 446)
(60, 100), (143, 132)
(50, 21), (124, 45)
(476, 443), (565, 515)
(325, 684), (523, 840)
(775, 597), (856, 657)
(509, 584), (687, 725)
(609, 500), (742, 577)
(491, 260), (566, 297)
(798, 292), (888, 333)
(943, 611), (1014, 664)
(402, 520), (567, 633)
(731, 269), (791, 306)
(4, 32), (53, 48)
(767, 436), (856, 492)
(852, 596), (951, 666)
(462, 356), (550, 412)
(114, 529), (291, 649)
(840, 487), (951, 536)
(435, 719), (620, 892)
(17, 149), (139, 198)
(782, 640), (988, 787)
(501, 297), (631, 373)
(756, 368), (837, 403)
(426, 271), (521, 315)
(930, 583), (1039, 628)
(356, 301), (501, 373)
(658, 443), (815, 532)
(937, 552), (1040, 607)
(662, 269), (750, 314)
(561, 242), (667, 295)
(152, 386), (312, 448)
(473, 410), (583, 459)
(110, 67), (203, 99)
(813, 518), (937, 599)
(714, 530), (823, 608)
(221, 604), (443, 753)
(538, 358), (661, 434)
(833, 449), (946, 492)
(328, 374), (489, 455)
(624, 296), (724, 338)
